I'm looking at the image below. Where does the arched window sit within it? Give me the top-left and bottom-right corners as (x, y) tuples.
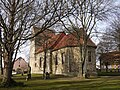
(39, 57), (42, 68)
(61, 52), (65, 64)
(88, 51), (92, 62)
(55, 54), (58, 65)
(35, 63), (37, 67)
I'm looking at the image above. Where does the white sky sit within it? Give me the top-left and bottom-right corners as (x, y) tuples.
(16, 42), (30, 62)
(17, 0), (120, 62)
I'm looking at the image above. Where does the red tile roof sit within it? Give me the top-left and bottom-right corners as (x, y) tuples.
(53, 34), (96, 50)
(36, 31), (96, 53)
(36, 32), (66, 53)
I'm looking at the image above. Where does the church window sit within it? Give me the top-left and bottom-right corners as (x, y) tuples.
(61, 53), (65, 64)
(39, 57), (42, 68)
(88, 51), (92, 62)
(35, 63), (37, 67)
(55, 54), (58, 65)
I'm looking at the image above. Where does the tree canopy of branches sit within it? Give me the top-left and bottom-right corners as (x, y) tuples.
(97, 13), (120, 54)
(59, 0), (118, 77)
(108, 16), (120, 51)
(97, 30), (116, 53)
(0, 0), (69, 87)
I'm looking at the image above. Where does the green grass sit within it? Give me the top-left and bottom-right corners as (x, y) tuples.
(0, 74), (120, 90)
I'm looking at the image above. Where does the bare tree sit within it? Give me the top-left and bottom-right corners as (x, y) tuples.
(96, 30), (116, 71)
(97, 30), (116, 53)
(0, 0), (69, 87)
(97, 13), (120, 55)
(34, 29), (55, 79)
(108, 16), (120, 51)
(59, 0), (116, 77)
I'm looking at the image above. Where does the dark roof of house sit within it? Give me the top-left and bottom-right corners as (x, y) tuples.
(99, 51), (120, 62)
(35, 30), (96, 54)
(15, 57), (23, 61)
(15, 57), (27, 62)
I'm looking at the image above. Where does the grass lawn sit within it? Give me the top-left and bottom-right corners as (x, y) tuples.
(0, 74), (120, 90)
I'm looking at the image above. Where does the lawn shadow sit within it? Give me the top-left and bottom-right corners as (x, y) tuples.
(26, 79), (100, 90)
(30, 74), (74, 80)
(1, 75), (120, 90)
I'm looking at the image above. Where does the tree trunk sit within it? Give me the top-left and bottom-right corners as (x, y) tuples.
(78, 62), (82, 77)
(82, 59), (86, 77)
(49, 51), (52, 74)
(105, 62), (108, 72)
(0, 53), (3, 75)
(1, 51), (16, 87)
(100, 59), (102, 72)
(105, 64), (108, 72)
(78, 59), (85, 78)
(2, 63), (14, 87)
(43, 50), (47, 79)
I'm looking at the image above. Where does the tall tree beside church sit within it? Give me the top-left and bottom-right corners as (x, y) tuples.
(35, 29), (55, 79)
(60, 0), (117, 77)
(0, 0), (69, 87)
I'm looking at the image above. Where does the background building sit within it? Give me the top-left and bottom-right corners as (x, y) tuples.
(99, 51), (120, 72)
(13, 57), (28, 74)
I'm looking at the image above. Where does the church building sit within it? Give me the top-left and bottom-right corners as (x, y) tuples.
(29, 26), (97, 76)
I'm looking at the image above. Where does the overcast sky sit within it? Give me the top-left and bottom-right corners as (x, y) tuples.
(16, 41), (30, 62)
